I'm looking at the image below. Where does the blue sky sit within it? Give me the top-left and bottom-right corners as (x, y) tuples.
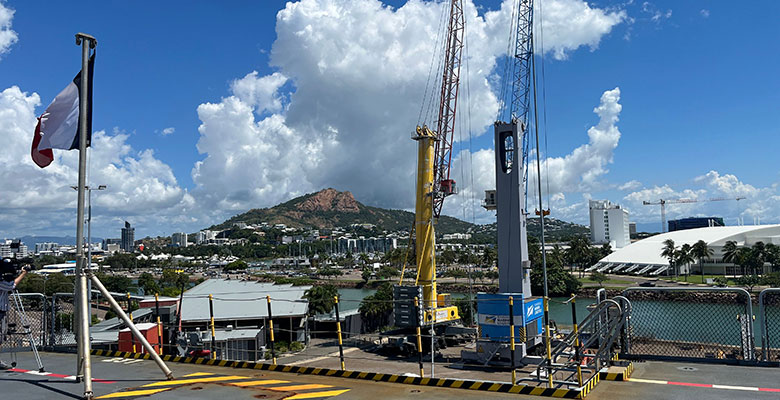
(0, 0), (778, 238)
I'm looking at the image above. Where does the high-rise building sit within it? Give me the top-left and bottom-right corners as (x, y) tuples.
(172, 232), (188, 247)
(121, 221), (135, 252)
(1, 239), (27, 258)
(589, 200), (630, 249)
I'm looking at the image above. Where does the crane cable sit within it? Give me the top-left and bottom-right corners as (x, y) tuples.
(417, 2), (450, 127)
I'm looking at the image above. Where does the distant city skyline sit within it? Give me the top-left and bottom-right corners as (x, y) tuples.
(0, 0), (778, 238)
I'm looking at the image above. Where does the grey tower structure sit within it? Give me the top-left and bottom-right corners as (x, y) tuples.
(120, 221), (135, 252)
(493, 121), (532, 295)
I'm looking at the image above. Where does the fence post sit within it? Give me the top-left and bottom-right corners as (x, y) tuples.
(571, 295), (583, 387)
(414, 296), (424, 377)
(155, 293), (163, 355)
(208, 294), (216, 360)
(334, 295), (345, 370)
(509, 296), (516, 384)
(50, 295), (56, 347)
(267, 295), (276, 364)
(543, 296), (553, 387)
(127, 293), (136, 353)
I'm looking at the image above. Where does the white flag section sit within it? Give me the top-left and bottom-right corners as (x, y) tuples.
(38, 81), (80, 150)
(31, 53), (94, 168)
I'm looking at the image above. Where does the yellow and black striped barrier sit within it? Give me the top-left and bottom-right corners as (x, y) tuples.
(578, 373), (599, 398)
(598, 362), (634, 381)
(90, 349), (587, 398)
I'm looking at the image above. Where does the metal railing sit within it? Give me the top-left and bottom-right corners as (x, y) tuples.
(621, 287), (755, 363)
(0, 293), (47, 351)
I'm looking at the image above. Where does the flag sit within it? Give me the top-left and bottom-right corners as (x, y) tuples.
(31, 53), (95, 168)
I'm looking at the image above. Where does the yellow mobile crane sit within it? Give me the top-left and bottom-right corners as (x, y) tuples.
(394, 0), (464, 328)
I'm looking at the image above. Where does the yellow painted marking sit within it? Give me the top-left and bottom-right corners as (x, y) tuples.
(285, 389), (351, 399)
(96, 388), (169, 399)
(468, 381), (482, 389)
(230, 379), (291, 387)
(553, 389), (570, 397)
(183, 372), (214, 377)
(487, 383), (501, 391)
(142, 375), (248, 387)
(508, 385), (523, 393)
(388, 375), (399, 383)
(268, 384), (334, 391)
(403, 376), (414, 384)
(530, 387), (546, 395)
(629, 378), (668, 385)
(357, 372), (368, 379)
(450, 381), (464, 389)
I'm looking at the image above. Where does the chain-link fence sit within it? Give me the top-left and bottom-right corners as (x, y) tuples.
(621, 287), (755, 362)
(51, 293), (77, 348)
(759, 288), (780, 362)
(0, 293), (47, 353)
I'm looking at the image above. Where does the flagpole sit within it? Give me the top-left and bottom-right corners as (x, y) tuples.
(75, 32), (96, 400)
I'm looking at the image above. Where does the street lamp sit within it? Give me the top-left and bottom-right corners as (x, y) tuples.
(71, 184), (107, 326)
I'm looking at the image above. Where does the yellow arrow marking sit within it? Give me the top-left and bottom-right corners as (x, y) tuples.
(182, 372), (214, 377)
(142, 375), (248, 387)
(267, 384), (333, 391)
(230, 379), (291, 387)
(96, 388), (170, 399)
(285, 389), (351, 399)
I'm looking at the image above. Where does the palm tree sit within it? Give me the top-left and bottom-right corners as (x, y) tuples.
(691, 240), (713, 283)
(676, 244), (695, 281)
(765, 243), (780, 272)
(661, 239), (677, 277)
(751, 242), (767, 275)
(722, 240), (739, 276)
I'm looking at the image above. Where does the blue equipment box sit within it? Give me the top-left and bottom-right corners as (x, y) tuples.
(476, 293), (543, 342)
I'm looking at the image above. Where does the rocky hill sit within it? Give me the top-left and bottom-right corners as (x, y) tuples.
(209, 188), (474, 234)
(209, 188), (590, 241)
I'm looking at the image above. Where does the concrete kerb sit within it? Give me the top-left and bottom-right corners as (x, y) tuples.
(90, 349), (586, 398)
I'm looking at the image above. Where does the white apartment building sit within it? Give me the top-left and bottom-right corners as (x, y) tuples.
(196, 230), (216, 245)
(172, 232), (189, 247)
(589, 200), (630, 249)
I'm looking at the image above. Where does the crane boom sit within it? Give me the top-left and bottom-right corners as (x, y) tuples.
(432, 0), (464, 218)
(643, 197), (746, 232)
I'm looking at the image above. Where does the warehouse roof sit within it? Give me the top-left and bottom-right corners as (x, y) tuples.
(180, 279), (310, 322)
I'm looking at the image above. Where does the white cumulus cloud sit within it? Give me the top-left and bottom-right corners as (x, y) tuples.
(191, 0), (628, 221)
(0, 0), (18, 58)
(161, 127), (175, 135)
(0, 86), (192, 237)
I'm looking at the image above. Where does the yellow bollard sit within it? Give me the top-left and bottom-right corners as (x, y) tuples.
(414, 297), (424, 378)
(544, 296), (553, 387)
(334, 295), (346, 370)
(509, 296), (516, 384)
(267, 295), (277, 364)
(209, 294), (216, 360)
(155, 293), (163, 355)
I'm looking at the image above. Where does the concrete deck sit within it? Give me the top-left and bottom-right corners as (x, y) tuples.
(2, 352), (779, 399)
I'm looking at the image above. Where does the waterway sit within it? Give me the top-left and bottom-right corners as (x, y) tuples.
(334, 289), (779, 348)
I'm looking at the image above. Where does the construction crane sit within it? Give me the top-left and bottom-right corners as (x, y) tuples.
(403, 0), (464, 325)
(643, 197), (746, 233)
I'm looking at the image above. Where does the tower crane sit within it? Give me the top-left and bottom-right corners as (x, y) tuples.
(643, 197), (746, 233)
